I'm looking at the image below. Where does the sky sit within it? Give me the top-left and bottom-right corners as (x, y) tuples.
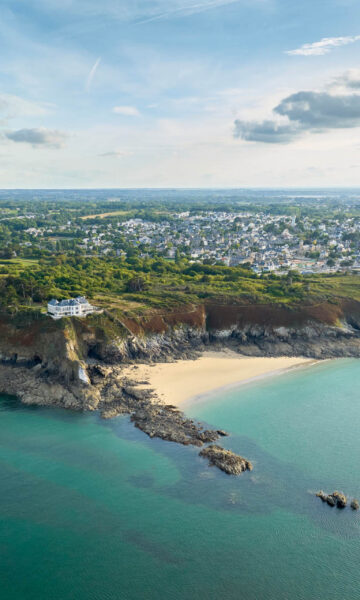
(1, 0), (360, 188)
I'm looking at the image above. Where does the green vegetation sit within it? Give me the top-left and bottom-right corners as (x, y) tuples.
(0, 254), (359, 315)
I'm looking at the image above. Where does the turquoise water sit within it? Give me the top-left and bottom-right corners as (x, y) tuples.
(1, 359), (360, 600)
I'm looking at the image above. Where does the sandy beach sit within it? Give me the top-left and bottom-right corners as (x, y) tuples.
(123, 351), (315, 408)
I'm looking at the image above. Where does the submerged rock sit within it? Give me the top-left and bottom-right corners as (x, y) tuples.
(199, 444), (253, 475)
(227, 492), (238, 505)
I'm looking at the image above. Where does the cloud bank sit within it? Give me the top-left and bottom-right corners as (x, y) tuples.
(234, 79), (360, 143)
(332, 69), (360, 90)
(286, 35), (360, 56)
(234, 120), (297, 143)
(275, 91), (360, 128)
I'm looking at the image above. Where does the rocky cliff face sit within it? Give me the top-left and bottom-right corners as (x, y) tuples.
(0, 311), (99, 410)
(89, 300), (360, 363)
(0, 299), (359, 411)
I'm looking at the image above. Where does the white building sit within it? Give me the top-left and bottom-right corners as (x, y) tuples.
(47, 296), (96, 319)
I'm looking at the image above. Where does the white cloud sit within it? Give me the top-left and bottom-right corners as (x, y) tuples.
(134, 0), (244, 24)
(5, 127), (68, 148)
(330, 68), (360, 91)
(85, 56), (101, 91)
(0, 94), (51, 119)
(29, 0), (261, 23)
(234, 86), (360, 144)
(112, 105), (141, 116)
(286, 35), (360, 56)
(99, 150), (133, 157)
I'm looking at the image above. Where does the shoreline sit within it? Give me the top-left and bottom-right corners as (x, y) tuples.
(181, 359), (321, 411)
(122, 352), (318, 409)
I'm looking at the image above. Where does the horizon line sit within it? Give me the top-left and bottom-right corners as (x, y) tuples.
(1, 186), (360, 191)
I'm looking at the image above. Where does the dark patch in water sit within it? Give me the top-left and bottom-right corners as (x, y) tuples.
(128, 473), (155, 489)
(124, 529), (183, 565)
(0, 394), (26, 412)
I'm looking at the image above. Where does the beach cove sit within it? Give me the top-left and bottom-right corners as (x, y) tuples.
(122, 351), (316, 408)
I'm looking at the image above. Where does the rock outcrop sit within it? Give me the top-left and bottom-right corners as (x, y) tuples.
(316, 490), (348, 508)
(97, 369), (225, 446)
(315, 490), (327, 502)
(199, 445), (253, 475)
(331, 491), (347, 508)
(0, 363), (101, 410)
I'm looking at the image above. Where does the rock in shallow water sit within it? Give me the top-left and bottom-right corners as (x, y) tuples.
(199, 445), (253, 475)
(316, 490), (347, 508)
(351, 499), (359, 510)
(326, 495), (336, 507)
(331, 491), (347, 508)
(316, 490), (328, 502)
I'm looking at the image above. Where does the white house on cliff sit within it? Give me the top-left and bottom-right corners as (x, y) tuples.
(47, 296), (96, 319)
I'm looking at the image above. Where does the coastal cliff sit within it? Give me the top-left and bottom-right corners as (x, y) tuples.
(0, 298), (360, 409)
(0, 300), (359, 473)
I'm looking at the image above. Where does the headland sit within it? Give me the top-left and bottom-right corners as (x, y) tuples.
(0, 299), (359, 473)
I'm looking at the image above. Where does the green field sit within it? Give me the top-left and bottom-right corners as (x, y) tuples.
(0, 258), (40, 267)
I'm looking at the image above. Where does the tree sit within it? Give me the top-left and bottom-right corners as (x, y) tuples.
(126, 276), (147, 292)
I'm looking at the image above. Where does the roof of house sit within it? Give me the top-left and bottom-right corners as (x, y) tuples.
(48, 296), (90, 307)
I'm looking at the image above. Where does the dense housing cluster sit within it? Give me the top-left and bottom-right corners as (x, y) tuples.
(1, 190), (359, 275)
(93, 211), (359, 274)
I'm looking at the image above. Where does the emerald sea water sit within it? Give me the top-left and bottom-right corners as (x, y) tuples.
(1, 359), (360, 600)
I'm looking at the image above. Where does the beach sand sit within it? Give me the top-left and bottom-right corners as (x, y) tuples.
(123, 351), (315, 408)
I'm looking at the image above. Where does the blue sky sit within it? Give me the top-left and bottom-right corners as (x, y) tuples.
(1, 0), (360, 187)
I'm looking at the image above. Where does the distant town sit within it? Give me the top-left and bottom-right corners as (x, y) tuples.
(16, 208), (360, 275)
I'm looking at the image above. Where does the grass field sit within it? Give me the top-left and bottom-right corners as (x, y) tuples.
(80, 209), (172, 220)
(80, 210), (132, 220)
(0, 258), (39, 267)
(308, 275), (360, 302)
